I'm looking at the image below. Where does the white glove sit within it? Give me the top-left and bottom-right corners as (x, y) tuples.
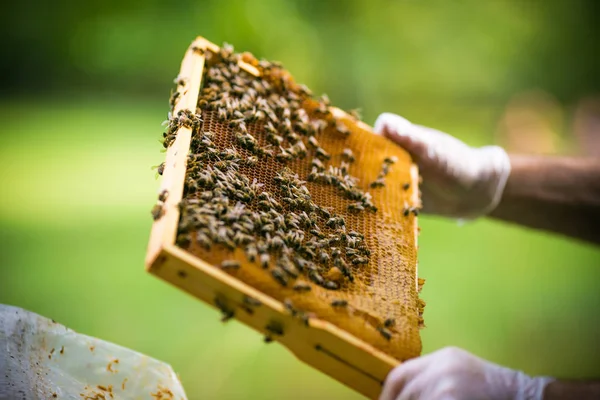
(374, 113), (511, 219)
(380, 347), (553, 400)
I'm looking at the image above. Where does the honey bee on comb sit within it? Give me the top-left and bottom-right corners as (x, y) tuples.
(147, 38), (423, 398)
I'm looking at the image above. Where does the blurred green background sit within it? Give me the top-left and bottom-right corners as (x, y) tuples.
(1, 1), (600, 399)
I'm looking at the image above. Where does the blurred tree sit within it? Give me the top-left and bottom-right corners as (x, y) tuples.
(1, 0), (599, 104)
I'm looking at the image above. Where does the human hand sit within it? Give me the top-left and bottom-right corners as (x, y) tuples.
(374, 113), (511, 219)
(380, 347), (552, 400)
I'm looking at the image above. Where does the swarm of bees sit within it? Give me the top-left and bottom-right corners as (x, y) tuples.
(154, 42), (412, 342)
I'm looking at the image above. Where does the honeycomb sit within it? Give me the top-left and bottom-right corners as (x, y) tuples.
(161, 43), (424, 361)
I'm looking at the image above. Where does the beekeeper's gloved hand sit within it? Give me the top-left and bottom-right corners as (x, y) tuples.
(374, 113), (511, 219)
(380, 347), (553, 400)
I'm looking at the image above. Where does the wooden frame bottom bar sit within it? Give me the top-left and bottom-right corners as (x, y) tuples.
(147, 244), (398, 399)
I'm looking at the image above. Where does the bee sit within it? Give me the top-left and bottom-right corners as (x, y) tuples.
(261, 223), (275, 233)
(307, 168), (320, 182)
(342, 267), (355, 283)
(348, 230), (364, 239)
(281, 118), (293, 134)
(402, 182), (410, 190)
(217, 107), (228, 121)
(158, 189), (169, 202)
(384, 318), (396, 328)
(310, 229), (325, 239)
(370, 178), (385, 188)
(344, 247), (357, 258)
(243, 296), (262, 308)
(315, 147), (331, 161)
(291, 141), (307, 158)
(307, 136), (319, 149)
(265, 320), (284, 337)
(315, 94), (330, 114)
(230, 110), (243, 120)
(384, 156), (398, 164)
(271, 268), (288, 286)
(176, 233), (191, 248)
(318, 251), (330, 264)
(331, 248), (341, 258)
(242, 244), (257, 262)
(310, 158), (326, 172)
(293, 282), (312, 292)
(257, 200), (272, 211)
(196, 231), (212, 250)
(214, 297), (235, 322)
(293, 257), (312, 272)
(331, 299), (348, 308)
(236, 121), (249, 134)
(333, 255), (347, 268)
(378, 164), (390, 177)
(151, 204), (164, 220)
(169, 90), (181, 108)
(214, 160), (231, 171)
(266, 132), (284, 145)
(364, 201), (378, 212)
(233, 232), (253, 246)
(297, 84), (312, 97)
(336, 122), (350, 137)
(244, 108), (264, 122)
(326, 217), (345, 229)
(255, 142), (273, 157)
(324, 280), (340, 290)
(317, 207), (331, 219)
(300, 246), (316, 260)
(308, 270), (324, 286)
(152, 162), (166, 176)
(352, 256), (369, 265)
(294, 121), (310, 135)
(219, 42), (235, 59)
(284, 299), (297, 316)
(311, 119), (328, 135)
(191, 46), (205, 55)
(348, 108), (362, 120)
(340, 161), (351, 176)
(348, 202), (364, 212)
(264, 120), (278, 134)
(244, 156), (258, 167)
(175, 269), (188, 279)
(328, 236), (340, 246)
(298, 312), (312, 327)
(268, 235), (285, 251)
(220, 260), (240, 270)
(278, 257), (299, 278)
(404, 207), (419, 216)
(264, 335), (274, 343)
(275, 149), (293, 163)
(236, 132), (258, 151)
(377, 326), (392, 341)
(259, 253), (270, 269)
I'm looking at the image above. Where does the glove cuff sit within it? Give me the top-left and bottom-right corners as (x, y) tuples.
(515, 372), (554, 400)
(475, 145), (511, 217)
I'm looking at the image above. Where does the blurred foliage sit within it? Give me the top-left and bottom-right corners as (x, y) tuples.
(1, 0), (600, 399)
(2, 0), (600, 105)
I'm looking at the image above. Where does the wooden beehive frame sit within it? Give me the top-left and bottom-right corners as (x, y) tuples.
(146, 36), (420, 399)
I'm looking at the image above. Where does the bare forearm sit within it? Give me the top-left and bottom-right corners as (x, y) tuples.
(489, 155), (600, 244)
(544, 379), (600, 400)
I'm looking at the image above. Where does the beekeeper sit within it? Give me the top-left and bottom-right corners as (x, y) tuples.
(374, 113), (600, 400)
